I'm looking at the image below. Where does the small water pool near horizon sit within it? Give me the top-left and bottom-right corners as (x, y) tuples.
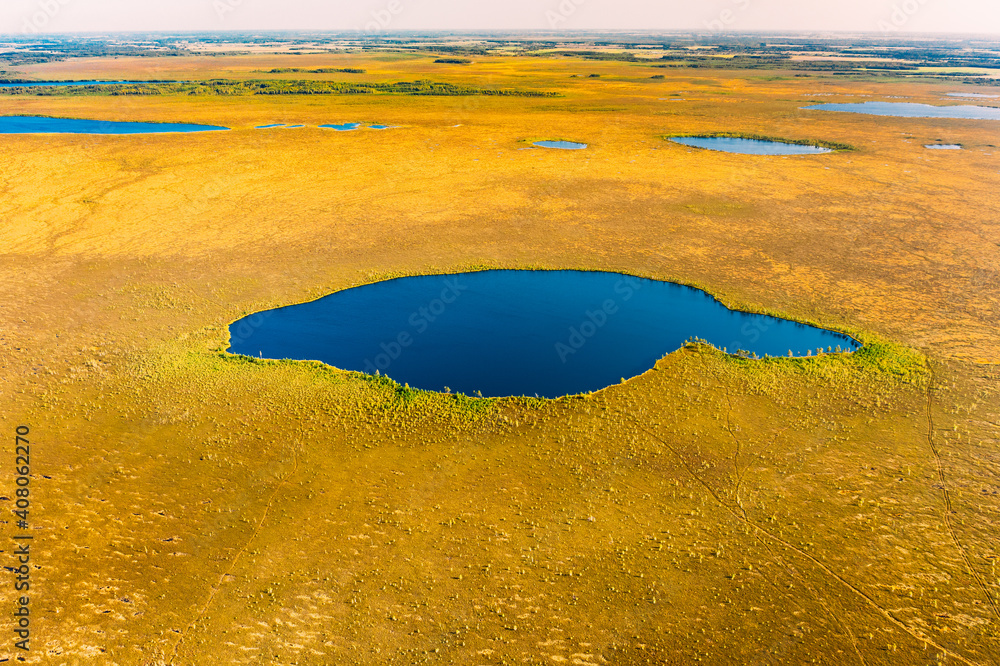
(0, 115), (230, 134)
(946, 92), (999, 99)
(533, 140), (587, 150)
(925, 144), (963, 150)
(227, 270), (860, 398)
(320, 123), (362, 131)
(804, 101), (1000, 120)
(669, 136), (832, 155)
(0, 80), (146, 88)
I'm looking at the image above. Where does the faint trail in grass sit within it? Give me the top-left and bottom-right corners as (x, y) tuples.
(645, 410), (866, 664)
(755, 539), (868, 666)
(618, 408), (984, 666)
(722, 391), (746, 511)
(698, 355), (746, 512)
(924, 362), (1000, 621)
(168, 450), (299, 663)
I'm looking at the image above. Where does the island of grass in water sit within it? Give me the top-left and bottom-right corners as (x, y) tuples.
(669, 136), (832, 155)
(228, 270), (859, 398)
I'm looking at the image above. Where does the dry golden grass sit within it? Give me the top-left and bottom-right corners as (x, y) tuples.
(1, 53), (998, 664)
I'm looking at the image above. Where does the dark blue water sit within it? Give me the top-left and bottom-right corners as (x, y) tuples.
(320, 123), (361, 131)
(0, 116), (229, 134)
(669, 136), (832, 155)
(534, 140), (587, 149)
(804, 102), (1000, 120)
(0, 80), (136, 88)
(256, 123), (286, 129)
(369, 124), (392, 129)
(228, 271), (860, 398)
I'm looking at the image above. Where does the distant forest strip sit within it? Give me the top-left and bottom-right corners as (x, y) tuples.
(535, 49), (1000, 74)
(0, 79), (560, 97)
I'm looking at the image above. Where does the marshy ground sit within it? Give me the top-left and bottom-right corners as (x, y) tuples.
(1, 43), (999, 664)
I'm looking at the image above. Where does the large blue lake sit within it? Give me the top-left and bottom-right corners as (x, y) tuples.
(669, 136), (832, 155)
(0, 116), (230, 134)
(228, 270), (859, 398)
(804, 102), (1000, 120)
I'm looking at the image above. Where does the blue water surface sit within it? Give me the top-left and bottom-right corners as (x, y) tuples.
(0, 80), (139, 88)
(320, 123), (362, 131)
(0, 115), (229, 134)
(804, 101), (1000, 120)
(534, 140), (587, 149)
(228, 270), (860, 398)
(669, 136), (832, 155)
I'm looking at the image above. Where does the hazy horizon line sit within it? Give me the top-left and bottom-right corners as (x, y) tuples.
(2, 28), (999, 38)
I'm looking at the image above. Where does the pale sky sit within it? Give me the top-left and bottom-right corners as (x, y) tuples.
(3, 0), (999, 36)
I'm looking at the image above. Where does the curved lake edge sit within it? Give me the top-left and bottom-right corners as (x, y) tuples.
(662, 132), (854, 153)
(0, 114), (230, 133)
(222, 268), (872, 399)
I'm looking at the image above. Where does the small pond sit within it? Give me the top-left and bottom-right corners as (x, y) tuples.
(533, 140), (587, 149)
(804, 102), (1000, 120)
(0, 115), (230, 134)
(925, 144), (962, 150)
(320, 123), (362, 131)
(228, 270), (860, 398)
(669, 136), (832, 155)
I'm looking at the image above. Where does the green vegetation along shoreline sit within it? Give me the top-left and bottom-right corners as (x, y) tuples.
(0, 78), (560, 97)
